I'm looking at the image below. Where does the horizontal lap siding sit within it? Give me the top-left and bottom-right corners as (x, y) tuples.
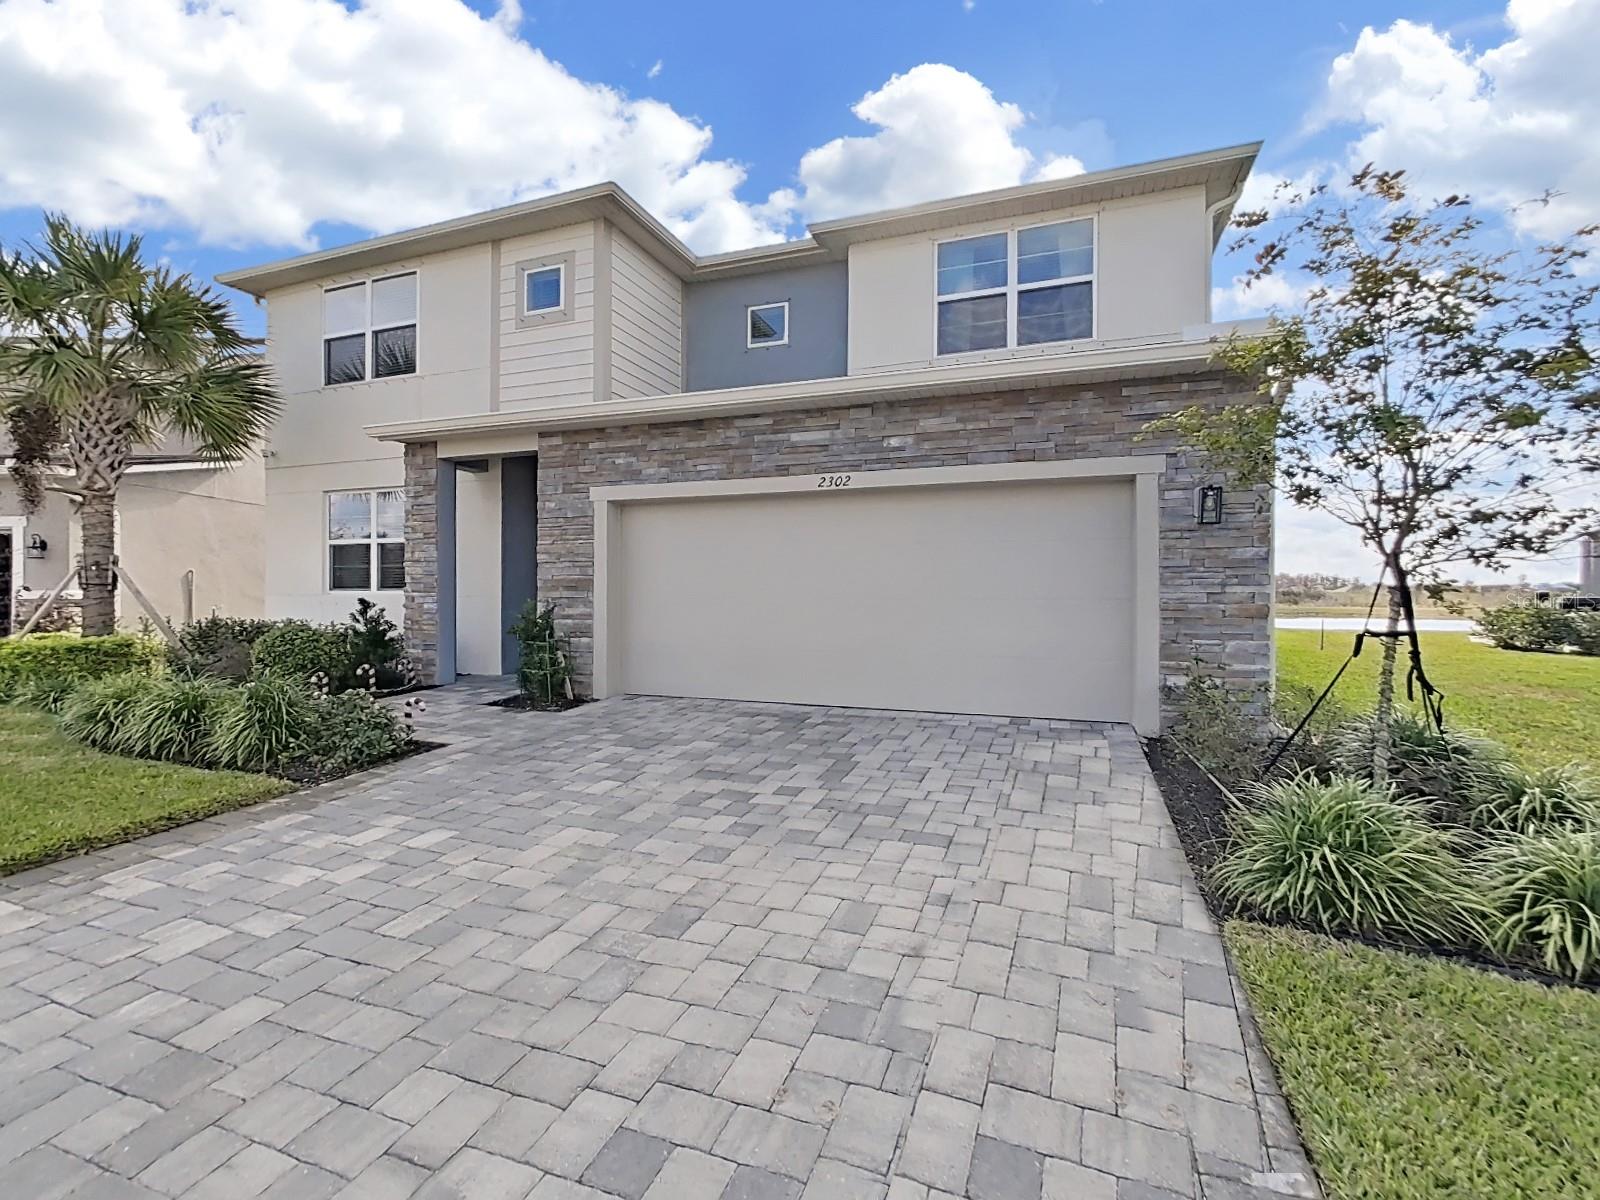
(609, 232), (683, 399)
(499, 225), (596, 409)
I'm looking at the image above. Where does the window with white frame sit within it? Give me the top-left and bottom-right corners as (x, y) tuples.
(327, 489), (406, 591)
(935, 218), (1093, 355)
(747, 302), (788, 348)
(524, 264), (564, 315)
(322, 273), (418, 385)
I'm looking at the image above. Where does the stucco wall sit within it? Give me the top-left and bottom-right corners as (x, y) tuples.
(259, 240), (493, 627)
(683, 262), (849, 391)
(117, 459), (266, 625)
(846, 186), (1210, 375)
(0, 480), (72, 591)
(518, 371), (1271, 721)
(455, 460), (503, 675)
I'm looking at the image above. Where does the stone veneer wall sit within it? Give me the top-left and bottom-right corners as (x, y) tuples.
(402, 373), (1272, 704)
(526, 371), (1272, 719)
(403, 442), (443, 682)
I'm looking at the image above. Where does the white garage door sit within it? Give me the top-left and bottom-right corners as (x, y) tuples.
(607, 473), (1144, 724)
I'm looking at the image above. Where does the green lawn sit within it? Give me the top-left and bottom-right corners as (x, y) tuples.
(0, 707), (288, 875)
(1277, 630), (1600, 768)
(1227, 921), (1600, 1200)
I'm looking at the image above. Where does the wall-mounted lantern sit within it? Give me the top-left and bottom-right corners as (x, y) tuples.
(1195, 485), (1224, 526)
(25, 534), (48, 559)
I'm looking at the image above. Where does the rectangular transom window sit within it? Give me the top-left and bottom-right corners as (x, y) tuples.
(524, 264), (564, 315)
(747, 301), (788, 348)
(935, 218), (1094, 355)
(327, 489), (406, 591)
(322, 273), (418, 385)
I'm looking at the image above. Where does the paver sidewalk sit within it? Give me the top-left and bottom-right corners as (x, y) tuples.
(0, 688), (1317, 1199)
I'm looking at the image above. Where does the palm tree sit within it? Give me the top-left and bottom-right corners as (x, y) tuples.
(0, 216), (280, 635)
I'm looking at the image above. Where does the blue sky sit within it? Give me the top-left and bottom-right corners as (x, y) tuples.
(0, 0), (1594, 582)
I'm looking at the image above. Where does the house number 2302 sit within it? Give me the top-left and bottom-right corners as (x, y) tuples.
(816, 474), (852, 489)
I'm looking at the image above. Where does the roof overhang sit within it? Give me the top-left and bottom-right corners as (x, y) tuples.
(219, 142), (1261, 298)
(809, 141), (1260, 252)
(365, 320), (1266, 448)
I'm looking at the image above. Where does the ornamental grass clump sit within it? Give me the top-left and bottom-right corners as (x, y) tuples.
(121, 677), (225, 764)
(1213, 772), (1477, 944)
(1468, 764), (1600, 836)
(204, 674), (314, 771)
(1480, 829), (1600, 982)
(58, 673), (152, 753)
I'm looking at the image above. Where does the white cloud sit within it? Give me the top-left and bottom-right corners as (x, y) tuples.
(0, 0), (794, 253)
(646, 59), (662, 80)
(788, 64), (1086, 222)
(1211, 270), (1317, 321)
(0, 6), (1097, 256)
(491, 0), (522, 34)
(1312, 0), (1600, 238)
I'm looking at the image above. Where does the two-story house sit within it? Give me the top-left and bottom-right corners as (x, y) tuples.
(219, 142), (1272, 734)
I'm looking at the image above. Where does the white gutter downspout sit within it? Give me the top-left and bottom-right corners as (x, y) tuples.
(1204, 183), (1246, 324)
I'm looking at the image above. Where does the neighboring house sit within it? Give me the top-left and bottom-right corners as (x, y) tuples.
(219, 142), (1273, 733)
(0, 437), (265, 635)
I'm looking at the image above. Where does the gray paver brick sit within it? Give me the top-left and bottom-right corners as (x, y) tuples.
(966, 1135), (1043, 1200)
(579, 1128), (672, 1199)
(899, 1091), (980, 1192)
(713, 1105), (826, 1181)
(624, 1083), (735, 1152)
(820, 1085), (911, 1174)
(0, 695), (1308, 1200)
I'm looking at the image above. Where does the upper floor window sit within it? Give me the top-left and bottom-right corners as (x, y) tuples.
(327, 489), (405, 591)
(516, 253), (575, 327)
(525, 264), (564, 315)
(748, 302), (789, 348)
(935, 218), (1093, 356)
(323, 272), (418, 385)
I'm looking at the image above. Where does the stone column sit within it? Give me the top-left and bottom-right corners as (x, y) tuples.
(404, 442), (441, 683)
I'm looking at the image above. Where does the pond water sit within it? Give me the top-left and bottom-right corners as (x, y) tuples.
(1275, 617), (1476, 633)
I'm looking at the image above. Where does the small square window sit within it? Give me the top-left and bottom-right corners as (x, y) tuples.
(748, 302), (788, 348)
(525, 266), (563, 314)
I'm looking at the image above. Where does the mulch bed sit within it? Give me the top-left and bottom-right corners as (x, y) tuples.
(1144, 734), (1597, 994)
(486, 695), (592, 713)
(273, 739), (445, 787)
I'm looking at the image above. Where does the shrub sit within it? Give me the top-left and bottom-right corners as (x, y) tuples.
(169, 616), (281, 681)
(345, 600), (408, 688)
(11, 674), (78, 714)
(204, 674), (315, 771)
(509, 601), (573, 705)
(0, 632), (160, 693)
(1213, 772), (1478, 943)
(121, 677), (227, 763)
(1167, 664), (1267, 789)
(1270, 681), (1351, 778)
(59, 673), (154, 753)
(1568, 611), (1600, 656)
(1476, 602), (1574, 652)
(251, 621), (354, 690)
(1480, 829), (1600, 981)
(1468, 764), (1600, 836)
(1331, 710), (1511, 810)
(298, 690), (412, 774)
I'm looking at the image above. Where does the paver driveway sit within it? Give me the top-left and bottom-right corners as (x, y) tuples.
(0, 688), (1315, 1200)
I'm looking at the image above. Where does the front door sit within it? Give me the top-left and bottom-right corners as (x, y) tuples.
(0, 532), (12, 636)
